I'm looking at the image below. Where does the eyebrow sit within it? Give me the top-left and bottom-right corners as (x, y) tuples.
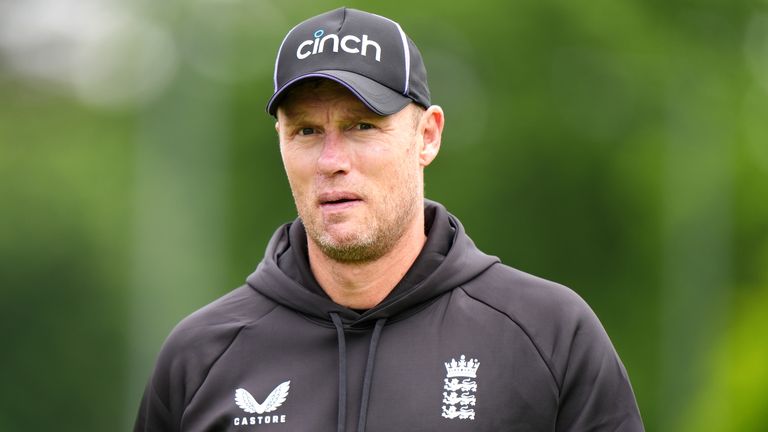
(281, 105), (383, 126)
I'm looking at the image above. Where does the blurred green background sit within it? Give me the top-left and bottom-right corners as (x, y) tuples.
(1, 0), (767, 430)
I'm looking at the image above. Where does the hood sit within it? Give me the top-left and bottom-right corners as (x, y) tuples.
(245, 200), (499, 326)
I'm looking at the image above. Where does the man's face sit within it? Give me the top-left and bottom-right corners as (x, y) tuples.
(276, 80), (426, 263)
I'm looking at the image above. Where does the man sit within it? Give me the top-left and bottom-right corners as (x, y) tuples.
(135, 7), (643, 432)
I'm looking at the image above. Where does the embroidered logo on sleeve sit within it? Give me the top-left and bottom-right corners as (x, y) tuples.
(441, 355), (478, 420)
(233, 381), (290, 426)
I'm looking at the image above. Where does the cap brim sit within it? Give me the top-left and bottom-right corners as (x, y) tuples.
(267, 70), (411, 116)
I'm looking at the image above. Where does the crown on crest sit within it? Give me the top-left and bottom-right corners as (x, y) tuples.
(444, 355), (479, 378)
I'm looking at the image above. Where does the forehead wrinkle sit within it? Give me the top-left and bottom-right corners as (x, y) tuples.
(337, 101), (380, 121)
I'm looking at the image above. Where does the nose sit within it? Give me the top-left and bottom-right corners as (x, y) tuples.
(316, 131), (351, 176)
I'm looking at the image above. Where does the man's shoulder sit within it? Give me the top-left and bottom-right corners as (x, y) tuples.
(460, 263), (614, 386)
(139, 286), (280, 424)
(462, 262), (591, 322)
(459, 262), (607, 358)
(159, 285), (278, 359)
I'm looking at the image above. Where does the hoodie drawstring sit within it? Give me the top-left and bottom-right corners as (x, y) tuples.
(330, 313), (348, 432)
(329, 313), (388, 432)
(357, 318), (386, 432)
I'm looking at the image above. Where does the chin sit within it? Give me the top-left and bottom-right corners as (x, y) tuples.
(316, 235), (384, 263)
(322, 226), (369, 247)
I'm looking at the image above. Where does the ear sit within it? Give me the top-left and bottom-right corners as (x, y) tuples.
(418, 105), (444, 167)
(274, 121), (280, 134)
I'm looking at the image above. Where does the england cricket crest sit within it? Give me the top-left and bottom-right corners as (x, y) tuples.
(441, 355), (479, 420)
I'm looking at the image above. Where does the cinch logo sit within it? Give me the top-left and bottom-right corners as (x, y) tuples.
(296, 29), (381, 62)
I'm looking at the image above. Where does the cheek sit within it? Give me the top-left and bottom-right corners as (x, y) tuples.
(281, 157), (312, 202)
(392, 137), (420, 175)
(376, 154), (418, 196)
(281, 147), (314, 180)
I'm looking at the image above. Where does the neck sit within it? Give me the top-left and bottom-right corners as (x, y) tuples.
(307, 210), (426, 310)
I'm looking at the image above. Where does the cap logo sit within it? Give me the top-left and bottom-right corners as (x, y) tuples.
(295, 31), (382, 62)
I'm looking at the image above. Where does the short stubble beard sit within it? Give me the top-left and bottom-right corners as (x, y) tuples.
(309, 190), (420, 263)
(299, 171), (421, 263)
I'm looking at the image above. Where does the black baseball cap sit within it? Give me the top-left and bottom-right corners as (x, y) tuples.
(267, 7), (431, 116)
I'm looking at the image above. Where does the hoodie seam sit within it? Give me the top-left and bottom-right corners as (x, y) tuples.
(458, 287), (562, 393)
(182, 304), (281, 416)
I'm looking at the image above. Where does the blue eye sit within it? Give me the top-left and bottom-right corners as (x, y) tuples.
(356, 123), (374, 130)
(299, 127), (315, 136)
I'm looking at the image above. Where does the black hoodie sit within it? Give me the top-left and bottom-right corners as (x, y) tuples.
(135, 200), (644, 431)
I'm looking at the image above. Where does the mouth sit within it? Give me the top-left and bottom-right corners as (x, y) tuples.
(318, 192), (363, 209)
